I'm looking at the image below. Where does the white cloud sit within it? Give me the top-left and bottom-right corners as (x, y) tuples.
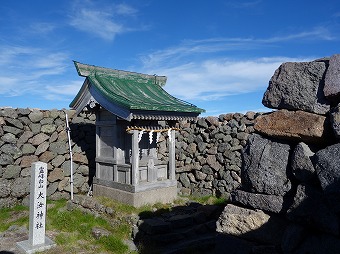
(69, 9), (123, 41)
(45, 81), (83, 96)
(43, 80), (83, 102)
(225, 0), (262, 9)
(116, 4), (138, 15)
(0, 45), (70, 97)
(0, 46), (39, 65)
(333, 12), (340, 17)
(30, 53), (68, 78)
(30, 22), (56, 34)
(139, 33), (319, 102)
(144, 58), (291, 101)
(139, 39), (255, 69)
(68, 2), (139, 41)
(265, 26), (335, 42)
(140, 28), (331, 70)
(0, 77), (20, 94)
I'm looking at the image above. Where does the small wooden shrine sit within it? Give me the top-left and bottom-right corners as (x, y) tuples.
(70, 61), (204, 207)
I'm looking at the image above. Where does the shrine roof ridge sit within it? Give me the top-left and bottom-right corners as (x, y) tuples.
(73, 61), (167, 87)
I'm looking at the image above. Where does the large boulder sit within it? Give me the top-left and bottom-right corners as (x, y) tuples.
(287, 184), (339, 235)
(216, 204), (287, 245)
(231, 190), (284, 213)
(314, 143), (340, 194)
(254, 110), (333, 143)
(291, 233), (340, 254)
(291, 142), (316, 183)
(281, 224), (307, 254)
(330, 104), (340, 139)
(242, 134), (291, 196)
(324, 54), (340, 98)
(282, 224), (340, 254)
(262, 61), (330, 114)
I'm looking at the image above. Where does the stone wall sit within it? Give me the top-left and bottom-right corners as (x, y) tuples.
(0, 107), (259, 208)
(174, 112), (259, 197)
(0, 109), (96, 208)
(216, 54), (340, 253)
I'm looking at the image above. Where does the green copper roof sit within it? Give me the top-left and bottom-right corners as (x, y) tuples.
(70, 61), (205, 117)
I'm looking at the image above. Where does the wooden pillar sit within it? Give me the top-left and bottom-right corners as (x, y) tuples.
(168, 129), (176, 180)
(131, 130), (139, 186)
(95, 125), (100, 179)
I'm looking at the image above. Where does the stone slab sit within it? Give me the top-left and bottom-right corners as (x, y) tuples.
(231, 190), (284, 213)
(16, 236), (56, 254)
(93, 184), (177, 207)
(254, 109), (332, 143)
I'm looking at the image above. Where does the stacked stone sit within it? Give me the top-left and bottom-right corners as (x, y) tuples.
(173, 112), (259, 197)
(0, 108), (95, 208)
(0, 106), (259, 209)
(133, 201), (222, 252)
(217, 54), (340, 253)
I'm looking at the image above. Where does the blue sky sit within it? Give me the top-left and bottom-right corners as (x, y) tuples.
(1, 0), (340, 116)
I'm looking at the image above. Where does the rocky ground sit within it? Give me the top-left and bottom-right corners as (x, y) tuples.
(0, 194), (279, 254)
(0, 225), (28, 253)
(0, 224), (273, 254)
(0, 194), (260, 254)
